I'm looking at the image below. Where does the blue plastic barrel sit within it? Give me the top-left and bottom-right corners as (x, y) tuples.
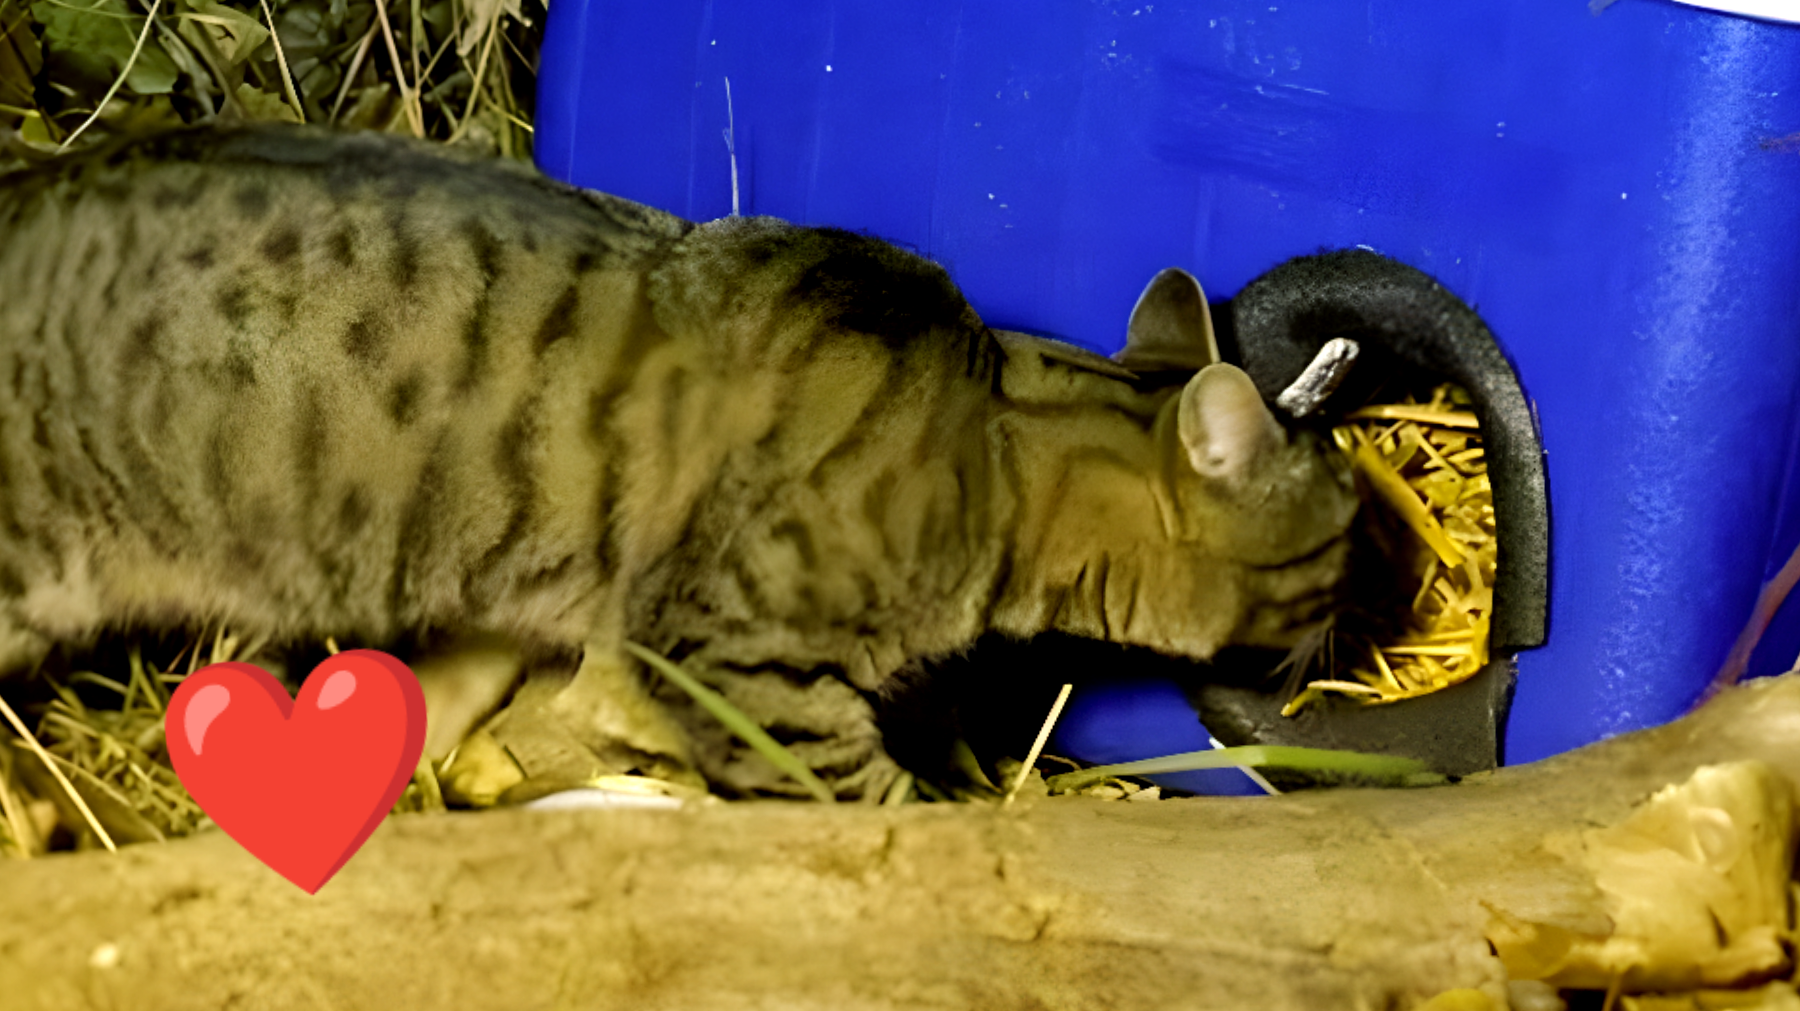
(534, 1), (1800, 769)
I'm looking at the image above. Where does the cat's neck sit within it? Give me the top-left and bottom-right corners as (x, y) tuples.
(986, 403), (1180, 643)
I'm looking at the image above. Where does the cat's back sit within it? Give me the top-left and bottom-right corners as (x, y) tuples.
(0, 125), (1005, 658)
(0, 126), (697, 406)
(0, 124), (691, 266)
(0, 126), (697, 644)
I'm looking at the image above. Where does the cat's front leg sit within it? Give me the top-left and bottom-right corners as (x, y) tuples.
(482, 630), (902, 802)
(647, 658), (901, 801)
(612, 640), (900, 798)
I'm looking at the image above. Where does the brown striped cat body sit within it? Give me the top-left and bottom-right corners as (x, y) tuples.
(0, 126), (1357, 797)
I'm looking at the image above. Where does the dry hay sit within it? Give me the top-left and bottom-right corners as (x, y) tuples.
(0, 0), (543, 165)
(1287, 382), (1499, 714)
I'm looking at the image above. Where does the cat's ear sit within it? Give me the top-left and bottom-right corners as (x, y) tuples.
(1177, 363), (1286, 482)
(1115, 268), (1218, 372)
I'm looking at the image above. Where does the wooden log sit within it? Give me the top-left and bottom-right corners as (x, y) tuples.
(4, 676), (1800, 1011)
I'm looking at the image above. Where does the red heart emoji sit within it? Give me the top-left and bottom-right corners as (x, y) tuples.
(166, 651), (427, 894)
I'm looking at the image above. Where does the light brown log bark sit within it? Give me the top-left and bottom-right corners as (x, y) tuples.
(4, 675), (1800, 1011)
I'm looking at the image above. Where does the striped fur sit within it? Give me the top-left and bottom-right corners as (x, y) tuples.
(0, 126), (1358, 798)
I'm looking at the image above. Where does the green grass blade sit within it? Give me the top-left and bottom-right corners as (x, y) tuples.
(622, 642), (835, 804)
(1043, 745), (1446, 793)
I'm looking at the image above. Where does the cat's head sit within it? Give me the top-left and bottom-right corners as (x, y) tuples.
(1122, 269), (1361, 651)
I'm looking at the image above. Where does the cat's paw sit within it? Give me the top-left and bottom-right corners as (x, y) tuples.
(480, 645), (703, 801)
(409, 634), (527, 765)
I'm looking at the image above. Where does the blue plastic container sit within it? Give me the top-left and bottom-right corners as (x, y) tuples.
(535, 1), (1800, 769)
(1055, 679), (1266, 796)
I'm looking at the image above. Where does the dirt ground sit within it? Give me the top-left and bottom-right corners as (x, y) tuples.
(4, 676), (1800, 1011)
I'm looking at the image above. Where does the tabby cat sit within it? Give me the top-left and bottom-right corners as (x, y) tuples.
(0, 126), (1358, 799)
